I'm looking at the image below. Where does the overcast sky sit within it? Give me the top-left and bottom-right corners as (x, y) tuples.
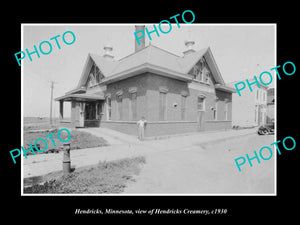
(22, 24), (275, 117)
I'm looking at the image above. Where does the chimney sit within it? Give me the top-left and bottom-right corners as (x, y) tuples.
(183, 39), (196, 56)
(135, 25), (145, 52)
(103, 43), (114, 60)
(183, 31), (196, 56)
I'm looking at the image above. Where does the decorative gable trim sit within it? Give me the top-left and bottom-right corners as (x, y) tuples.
(159, 86), (169, 93)
(189, 56), (213, 85)
(128, 87), (137, 93)
(180, 90), (189, 97)
(198, 94), (207, 99)
(116, 90), (123, 96)
(105, 93), (111, 98)
(76, 54), (111, 90)
(184, 48), (225, 86)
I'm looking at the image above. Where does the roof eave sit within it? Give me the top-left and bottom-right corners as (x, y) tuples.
(101, 63), (193, 85)
(204, 48), (225, 85)
(55, 93), (105, 102)
(65, 86), (86, 95)
(215, 84), (237, 93)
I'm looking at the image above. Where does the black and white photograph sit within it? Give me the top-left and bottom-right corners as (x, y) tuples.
(3, 5), (298, 221)
(21, 24), (276, 195)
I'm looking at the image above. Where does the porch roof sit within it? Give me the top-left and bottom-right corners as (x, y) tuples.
(55, 93), (105, 102)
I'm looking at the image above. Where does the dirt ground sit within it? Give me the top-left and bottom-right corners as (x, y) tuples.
(124, 134), (275, 194)
(24, 156), (145, 194)
(23, 117), (109, 154)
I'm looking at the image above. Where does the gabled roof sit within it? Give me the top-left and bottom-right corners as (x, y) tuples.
(228, 78), (269, 90)
(76, 44), (228, 88)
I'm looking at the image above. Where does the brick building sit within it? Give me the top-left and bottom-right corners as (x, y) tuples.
(229, 79), (268, 128)
(55, 26), (235, 137)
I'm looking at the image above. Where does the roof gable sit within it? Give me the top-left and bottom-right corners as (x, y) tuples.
(180, 47), (225, 85)
(76, 44), (227, 88)
(76, 54), (118, 89)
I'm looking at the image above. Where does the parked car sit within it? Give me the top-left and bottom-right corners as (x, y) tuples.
(257, 123), (274, 135)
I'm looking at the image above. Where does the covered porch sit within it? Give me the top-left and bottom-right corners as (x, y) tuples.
(55, 93), (105, 128)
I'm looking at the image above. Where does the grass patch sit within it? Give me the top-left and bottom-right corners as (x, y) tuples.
(23, 129), (109, 155)
(24, 156), (146, 194)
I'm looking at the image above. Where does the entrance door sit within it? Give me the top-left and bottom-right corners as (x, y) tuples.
(79, 102), (85, 127)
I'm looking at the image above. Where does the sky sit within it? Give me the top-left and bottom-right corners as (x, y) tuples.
(22, 24), (275, 117)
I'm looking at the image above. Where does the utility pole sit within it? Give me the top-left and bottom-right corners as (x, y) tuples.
(49, 81), (58, 125)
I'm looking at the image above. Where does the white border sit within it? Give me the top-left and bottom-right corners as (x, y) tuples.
(21, 23), (277, 196)
(21, 24), (24, 193)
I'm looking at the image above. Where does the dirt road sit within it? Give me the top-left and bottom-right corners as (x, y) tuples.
(124, 134), (275, 194)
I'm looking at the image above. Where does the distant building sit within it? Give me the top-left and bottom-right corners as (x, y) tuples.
(55, 26), (235, 137)
(229, 80), (268, 128)
(266, 88), (275, 124)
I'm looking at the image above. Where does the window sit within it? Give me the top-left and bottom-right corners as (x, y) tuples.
(213, 106), (217, 120)
(96, 102), (103, 120)
(87, 63), (104, 88)
(213, 108), (217, 120)
(159, 92), (167, 121)
(87, 73), (96, 87)
(116, 94), (123, 120)
(130, 92), (137, 120)
(205, 71), (210, 84)
(213, 100), (218, 120)
(95, 67), (102, 83)
(194, 64), (203, 81)
(181, 95), (187, 120)
(106, 97), (111, 120)
(191, 58), (212, 84)
(197, 96), (205, 111)
(224, 102), (228, 121)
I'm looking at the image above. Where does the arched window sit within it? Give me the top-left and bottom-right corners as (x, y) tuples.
(197, 95), (206, 111)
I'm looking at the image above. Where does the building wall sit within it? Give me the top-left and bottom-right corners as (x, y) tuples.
(100, 73), (232, 136)
(102, 73), (148, 121)
(101, 121), (198, 137)
(232, 85), (267, 127)
(232, 88), (255, 127)
(267, 104), (274, 123)
(145, 74), (190, 121)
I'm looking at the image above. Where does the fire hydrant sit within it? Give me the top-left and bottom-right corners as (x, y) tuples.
(62, 143), (71, 175)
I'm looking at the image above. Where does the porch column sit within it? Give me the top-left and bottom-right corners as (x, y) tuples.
(59, 100), (64, 120)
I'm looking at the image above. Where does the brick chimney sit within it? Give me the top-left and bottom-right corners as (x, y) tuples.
(135, 25), (145, 52)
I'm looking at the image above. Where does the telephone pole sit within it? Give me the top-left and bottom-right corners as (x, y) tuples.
(50, 81), (58, 125)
